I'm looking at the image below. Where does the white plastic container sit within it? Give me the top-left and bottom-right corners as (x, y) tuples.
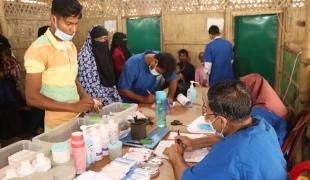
(32, 153), (51, 172)
(100, 124), (109, 156)
(32, 118), (97, 148)
(89, 128), (103, 161)
(100, 102), (138, 124)
(0, 140), (49, 180)
(177, 94), (191, 107)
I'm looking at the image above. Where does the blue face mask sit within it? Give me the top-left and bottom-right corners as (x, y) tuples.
(54, 19), (75, 41)
(198, 116), (224, 137)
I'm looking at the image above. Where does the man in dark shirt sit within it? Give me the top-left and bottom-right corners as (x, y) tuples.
(177, 49), (195, 83)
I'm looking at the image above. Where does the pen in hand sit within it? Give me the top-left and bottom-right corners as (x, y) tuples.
(176, 129), (182, 144)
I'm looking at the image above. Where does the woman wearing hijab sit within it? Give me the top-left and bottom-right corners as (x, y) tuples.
(111, 32), (131, 81)
(78, 26), (121, 105)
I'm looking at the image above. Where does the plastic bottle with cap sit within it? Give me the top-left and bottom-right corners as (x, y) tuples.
(32, 153), (51, 172)
(187, 81), (199, 104)
(71, 131), (86, 174)
(51, 142), (70, 165)
(3, 169), (19, 180)
(155, 91), (167, 128)
(17, 160), (35, 177)
(100, 124), (109, 156)
(89, 127), (103, 161)
(108, 119), (119, 143)
(81, 125), (95, 167)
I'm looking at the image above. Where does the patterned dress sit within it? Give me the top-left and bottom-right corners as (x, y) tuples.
(78, 29), (121, 105)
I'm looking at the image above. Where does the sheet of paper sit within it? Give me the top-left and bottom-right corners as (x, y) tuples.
(187, 116), (216, 134)
(154, 140), (209, 163)
(167, 132), (205, 140)
(207, 17), (224, 31)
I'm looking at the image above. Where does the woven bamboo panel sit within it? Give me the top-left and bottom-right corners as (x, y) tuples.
(284, 7), (306, 45)
(0, 0), (307, 97)
(121, 0), (161, 16)
(162, 12), (224, 66)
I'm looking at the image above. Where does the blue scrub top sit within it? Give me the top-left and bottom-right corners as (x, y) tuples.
(251, 106), (289, 146)
(118, 52), (176, 103)
(204, 38), (234, 86)
(182, 119), (288, 180)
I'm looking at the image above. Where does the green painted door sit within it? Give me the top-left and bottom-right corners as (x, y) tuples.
(234, 14), (278, 86)
(126, 17), (160, 54)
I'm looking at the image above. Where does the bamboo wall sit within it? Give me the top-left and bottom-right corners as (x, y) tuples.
(0, 0), (309, 112)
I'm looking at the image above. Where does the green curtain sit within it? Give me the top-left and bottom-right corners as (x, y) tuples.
(234, 14), (278, 86)
(126, 17), (160, 54)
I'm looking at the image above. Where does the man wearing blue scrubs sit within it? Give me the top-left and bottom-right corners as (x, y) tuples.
(118, 51), (177, 103)
(164, 80), (288, 180)
(204, 25), (234, 86)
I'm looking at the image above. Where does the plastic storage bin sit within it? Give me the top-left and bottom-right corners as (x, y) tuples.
(100, 102), (138, 124)
(0, 140), (49, 179)
(32, 118), (96, 148)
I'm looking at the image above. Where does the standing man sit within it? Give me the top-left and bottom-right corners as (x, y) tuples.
(204, 25), (234, 86)
(24, 0), (95, 131)
(118, 51), (177, 104)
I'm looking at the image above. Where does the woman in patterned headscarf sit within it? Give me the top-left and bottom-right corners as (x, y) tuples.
(78, 26), (121, 105)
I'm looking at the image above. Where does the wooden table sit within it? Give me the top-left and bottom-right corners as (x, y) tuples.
(90, 88), (206, 180)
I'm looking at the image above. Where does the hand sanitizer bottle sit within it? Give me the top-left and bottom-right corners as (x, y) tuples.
(187, 81), (199, 104)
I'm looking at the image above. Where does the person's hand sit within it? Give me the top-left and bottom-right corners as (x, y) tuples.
(92, 98), (102, 112)
(72, 96), (94, 113)
(164, 143), (184, 164)
(177, 136), (196, 151)
(143, 94), (155, 104)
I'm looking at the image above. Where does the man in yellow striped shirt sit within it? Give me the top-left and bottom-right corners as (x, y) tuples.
(24, 0), (94, 131)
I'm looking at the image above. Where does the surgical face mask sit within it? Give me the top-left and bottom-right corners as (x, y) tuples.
(149, 64), (160, 76)
(199, 115), (224, 137)
(54, 18), (75, 41)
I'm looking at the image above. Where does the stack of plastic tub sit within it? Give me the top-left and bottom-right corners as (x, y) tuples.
(32, 103), (137, 148)
(32, 117), (96, 148)
(0, 140), (49, 179)
(99, 102), (138, 124)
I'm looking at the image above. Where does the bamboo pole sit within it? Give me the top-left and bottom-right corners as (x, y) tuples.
(299, 0), (310, 104)
(302, 0), (310, 64)
(0, 0), (8, 35)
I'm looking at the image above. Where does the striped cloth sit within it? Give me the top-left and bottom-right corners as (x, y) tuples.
(24, 28), (80, 129)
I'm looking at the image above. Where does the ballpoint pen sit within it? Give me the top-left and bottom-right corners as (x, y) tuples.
(176, 129), (181, 144)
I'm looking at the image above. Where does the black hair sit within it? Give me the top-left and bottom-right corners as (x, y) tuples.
(178, 49), (189, 56)
(51, 0), (83, 18)
(207, 80), (252, 122)
(208, 25), (220, 35)
(111, 32), (131, 60)
(155, 52), (176, 77)
(0, 34), (11, 59)
(37, 25), (49, 37)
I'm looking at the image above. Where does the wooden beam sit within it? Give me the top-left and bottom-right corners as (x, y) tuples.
(299, 0), (310, 104)
(0, 0), (8, 35)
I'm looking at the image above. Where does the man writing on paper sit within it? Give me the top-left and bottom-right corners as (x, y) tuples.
(164, 80), (287, 179)
(118, 51), (177, 104)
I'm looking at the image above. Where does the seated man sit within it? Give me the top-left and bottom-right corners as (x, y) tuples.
(177, 49), (195, 83)
(118, 51), (177, 103)
(164, 80), (288, 180)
